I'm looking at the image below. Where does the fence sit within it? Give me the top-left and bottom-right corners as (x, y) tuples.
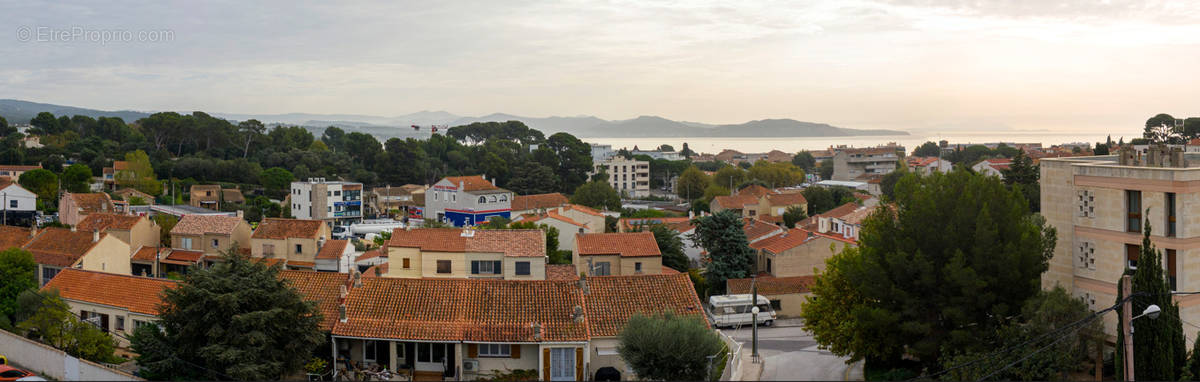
(718, 329), (744, 381)
(0, 329), (140, 381)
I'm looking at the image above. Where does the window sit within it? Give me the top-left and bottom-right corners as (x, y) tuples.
(1167, 193), (1177, 237)
(479, 196), (487, 204)
(595, 262), (611, 276)
(635, 262), (642, 273)
(211, 239), (219, 248)
(41, 267), (59, 285)
(479, 344), (511, 357)
(364, 340), (377, 362)
(8, 200), (14, 208)
(451, 193), (456, 202)
(767, 258), (773, 273)
(1126, 244), (1140, 270)
(334, 190), (341, 196)
(499, 194), (508, 202)
(1077, 241), (1096, 270)
(403, 258), (411, 269)
(1127, 190), (1142, 232)
(116, 316), (125, 332)
(489, 195), (497, 203)
(133, 320), (152, 330)
(295, 244), (303, 254)
(769, 299), (782, 310)
(1168, 249), (1178, 291)
(515, 261), (531, 275)
(262, 244), (275, 256)
(437, 260), (452, 274)
(181, 237), (193, 250)
(471, 260), (501, 275)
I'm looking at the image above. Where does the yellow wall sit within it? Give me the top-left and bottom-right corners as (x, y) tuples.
(619, 256), (662, 275)
(60, 299), (157, 348)
(574, 254), (619, 276)
(127, 219), (161, 254)
(251, 237), (321, 262)
(760, 237), (852, 277)
(504, 257), (547, 280)
(422, 251), (469, 278)
(385, 247), (423, 278)
(79, 235), (132, 276)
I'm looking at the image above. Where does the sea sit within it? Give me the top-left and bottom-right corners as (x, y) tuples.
(583, 131), (1123, 154)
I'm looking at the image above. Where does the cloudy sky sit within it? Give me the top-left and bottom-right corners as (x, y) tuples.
(2, 0), (1199, 134)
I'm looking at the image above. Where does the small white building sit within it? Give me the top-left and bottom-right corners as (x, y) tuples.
(971, 158), (1012, 178)
(290, 178), (364, 226)
(0, 180), (37, 226)
(592, 157), (650, 198)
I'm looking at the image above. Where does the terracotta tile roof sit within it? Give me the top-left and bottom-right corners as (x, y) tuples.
(750, 229), (812, 253)
(171, 215), (245, 236)
(23, 228), (104, 267)
(661, 266), (680, 274)
(562, 204), (604, 217)
(576, 232), (661, 257)
(112, 161), (129, 171)
(984, 158), (1013, 164)
(546, 264), (580, 281)
(584, 273), (707, 337)
(0, 164), (41, 172)
(333, 278), (589, 342)
(252, 218), (325, 240)
(251, 257), (287, 267)
(713, 194), (759, 211)
(131, 246), (162, 262)
(737, 184), (774, 198)
(839, 205), (874, 225)
(0, 226), (33, 250)
(363, 263), (389, 277)
(67, 193), (115, 214)
(511, 193), (569, 211)
(388, 228), (545, 257)
(842, 147), (898, 156)
(818, 202), (861, 219)
(76, 213), (143, 232)
(766, 193), (807, 207)
(316, 240), (349, 260)
(812, 231), (858, 245)
(164, 249), (204, 263)
(727, 274), (815, 295)
(280, 270), (348, 331)
(371, 184), (426, 197)
(442, 175), (500, 192)
(520, 211), (586, 228)
(287, 260), (316, 269)
(41, 268), (176, 315)
(356, 249), (386, 263)
(906, 156), (944, 167)
(666, 221), (695, 233)
(743, 218), (784, 242)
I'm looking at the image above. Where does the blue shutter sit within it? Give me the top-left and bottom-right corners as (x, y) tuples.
(494, 261), (502, 274)
(471, 261), (479, 274)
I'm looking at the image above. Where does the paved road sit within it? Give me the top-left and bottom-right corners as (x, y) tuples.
(725, 325), (862, 381)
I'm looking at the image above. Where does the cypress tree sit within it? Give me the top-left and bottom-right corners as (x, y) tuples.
(1115, 216), (1186, 381)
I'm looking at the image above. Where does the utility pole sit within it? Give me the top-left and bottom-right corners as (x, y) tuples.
(1122, 274), (1134, 381)
(751, 276), (759, 362)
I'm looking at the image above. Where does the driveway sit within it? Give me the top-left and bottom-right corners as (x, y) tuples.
(725, 325), (863, 381)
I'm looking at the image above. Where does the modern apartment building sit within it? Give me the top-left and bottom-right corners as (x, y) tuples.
(1041, 145), (1199, 339)
(593, 157), (649, 198)
(289, 178), (364, 226)
(831, 146), (901, 181)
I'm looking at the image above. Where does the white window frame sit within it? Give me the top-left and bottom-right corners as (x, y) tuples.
(478, 343), (511, 357)
(181, 237), (193, 250)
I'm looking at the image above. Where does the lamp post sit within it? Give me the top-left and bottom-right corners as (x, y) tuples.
(1122, 273), (1162, 382)
(751, 277), (759, 363)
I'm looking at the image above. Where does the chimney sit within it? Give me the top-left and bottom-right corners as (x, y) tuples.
(352, 270), (363, 288)
(532, 322), (542, 341)
(339, 304), (348, 323)
(374, 266), (382, 277)
(92, 229), (100, 243)
(578, 273), (589, 295)
(339, 284), (348, 299)
(572, 305), (584, 323)
(459, 181), (465, 190)
(236, 210), (244, 218)
(70, 224), (77, 232)
(29, 226), (36, 238)
(688, 210), (694, 219)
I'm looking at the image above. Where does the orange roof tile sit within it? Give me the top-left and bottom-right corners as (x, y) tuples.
(316, 240), (349, 260)
(171, 215), (245, 236)
(363, 263), (389, 277)
(23, 228), (104, 267)
(67, 193), (115, 214)
(546, 264), (580, 281)
(165, 249), (204, 263)
(511, 193), (569, 211)
(252, 218), (325, 240)
(818, 202), (861, 219)
(736, 184), (773, 198)
(76, 213), (143, 232)
(561, 203), (604, 217)
(356, 249), (386, 263)
(576, 232), (661, 257)
(333, 278), (589, 342)
(0, 164), (41, 172)
(750, 229), (812, 253)
(0, 226), (33, 250)
(287, 260), (316, 269)
(713, 194), (758, 210)
(743, 218), (783, 242)
(727, 274), (815, 295)
(41, 268), (176, 315)
(131, 246), (162, 262)
(766, 193), (807, 207)
(520, 211), (586, 228)
(388, 228), (545, 257)
(584, 273), (707, 337)
(280, 270), (348, 331)
(441, 175), (500, 192)
(661, 266), (680, 274)
(112, 161), (129, 171)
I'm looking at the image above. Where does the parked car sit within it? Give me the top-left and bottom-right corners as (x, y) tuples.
(0, 365), (36, 381)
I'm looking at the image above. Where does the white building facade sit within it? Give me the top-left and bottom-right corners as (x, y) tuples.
(290, 178), (364, 226)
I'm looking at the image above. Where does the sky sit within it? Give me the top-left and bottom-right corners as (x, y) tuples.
(2, 0), (1200, 135)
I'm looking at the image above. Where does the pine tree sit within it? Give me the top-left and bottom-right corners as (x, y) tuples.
(691, 210), (753, 295)
(1115, 216), (1186, 381)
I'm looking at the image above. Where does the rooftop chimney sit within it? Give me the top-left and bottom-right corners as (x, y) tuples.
(532, 322), (542, 341)
(572, 305), (584, 323)
(92, 229), (100, 243)
(29, 227), (36, 238)
(339, 284), (348, 299)
(578, 273), (589, 295)
(339, 304), (347, 323)
(352, 270), (363, 288)
(70, 225), (76, 232)
(236, 210), (244, 218)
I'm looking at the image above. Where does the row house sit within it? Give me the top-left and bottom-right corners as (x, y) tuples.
(426, 175), (512, 227)
(58, 192), (117, 226)
(798, 201), (872, 242)
(25, 227), (131, 286)
(250, 218), (332, 270)
(385, 228), (546, 280)
(727, 227), (857, 317)
(512, 211), (589, 254)
(331, 272), (705, 381)
(366, 184), (426, 218)
(574, 232), (662, 276)
(711, 185), (808, 225)
(510, 193), (569, 216)
(76, 213), (161, 256)
(170, 214), (253, 255)
(189, 185), (245, 211)
(315, 239), (353, 272)
(0, 179), (37, 226)
(906, 156), (952, 175)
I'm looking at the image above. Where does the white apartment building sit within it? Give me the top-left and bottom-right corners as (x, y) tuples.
(590, 143), (615, 164)
(290, 178), (364, 226)
(593, 158), (649, 198)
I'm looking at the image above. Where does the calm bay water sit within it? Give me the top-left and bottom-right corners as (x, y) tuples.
(584, 132), (1116, 154)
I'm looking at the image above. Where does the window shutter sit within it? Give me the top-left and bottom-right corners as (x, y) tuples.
(471, 261), (479, 274)
(511, 344), (520, 359)
(494, 261), (502, 274)
(467, 344), (477, 358)
(543, 348), (551, 381)
(575, 348), (583, 381)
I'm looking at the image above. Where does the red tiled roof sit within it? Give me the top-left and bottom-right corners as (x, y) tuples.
(766, 193), (806, 207)
(546, 264), (579, 280)
(0, 165), (41, 172)
(713, 194), (758, 210)
(521, 211), (587, 228)
(316, 240), (349, 260)
(442, 175), (500, 192)
(389, 228), (545, 258)
(333, 278), (589, 342)
(743, 218), (783, 242)
(584, 273), (707, 337)
(511, 193), (569, 211)
(131, 246), (162, 262)
(562, 204), (604, 217)
(171, 215), (245, 236)
(750, 229), (811, 253)
(41, 268), (176, 315)
(818, 202), (860, 219)
(112, 161), (129, 171)
(984, 158), (1013, 164)
(280, 270), (348, 331)
(23, 228), (104, 267)
(839, 205), (874, 225)
(737, 185), (774, 198)
(661, 266), (680, 274)
(76, 213), (143, 232)
(252, 218), (325, 240)
(727, 274), (815, 295)
(576, 232), (661, 257)
(363, 263), (389, 277)
(356, 249), (386, 263)
(165, 249), (204, 263)
(68, 193), (115, 214)
(0, 226), (33, 250)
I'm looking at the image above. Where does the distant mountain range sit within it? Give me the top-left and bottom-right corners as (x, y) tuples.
(0, 99), (908, 139)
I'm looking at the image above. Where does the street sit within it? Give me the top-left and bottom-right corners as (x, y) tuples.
(725, 323), (863, 381)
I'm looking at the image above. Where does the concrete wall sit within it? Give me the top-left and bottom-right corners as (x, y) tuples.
(80, 235), (132, 276)
(127, 219), (161, 254)
(0, 328), (140, 381)
(574, 254), (619, 276)
(761, 236), (851, 277)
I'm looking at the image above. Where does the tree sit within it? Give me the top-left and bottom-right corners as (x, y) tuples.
(238, 119), (266, 158)
(801, 171), (1056, 371)
(792, 151), (816, 170)
(60, 163), (93, 193)
(1094, 143), (1110, 156)
(748, 161), (804, 188)
(258, 167), (294, 195)
(646, 224), (689, 272)
(1002, 150), (1041, 213)
(18, 169), (57, 206)
(912, 141), (941, 157)
(802, 186), (838, 215)
(680, 143), (695, 159)
(879, 170), (904, 200)
(1115, 217), (1186, 382)
(657, 144), (674, 152)
(1145, 113), (1178, 138)
(675, 166), (710, 201)
(691, 210), (753, 295)
(1185, 117), (1200, 140)
(29, 112), (63, 135)
(0, 248), (36, 327)
(712, 166), (746, 191)
(0, 116), (10, 136)
(818, 159), (834, 180)
(543, 133), (593, 193)
(782, 205), (807, 228)
(618, 312), (725, 381)
(16, 290), (119, 363)
(118, 150), (163, 196)
(152, 214), (178, 247)
(131, 249), (324, 380)
(506, 164), (558, 195)
(570, 181), (621, 211)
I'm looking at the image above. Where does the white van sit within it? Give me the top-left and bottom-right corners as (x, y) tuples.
(706, 294), (776, 328)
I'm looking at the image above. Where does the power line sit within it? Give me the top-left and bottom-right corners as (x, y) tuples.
(974, 311), (1105, 381)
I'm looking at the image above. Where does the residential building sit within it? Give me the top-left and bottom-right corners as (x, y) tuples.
(590, 143), (615, 163)
(0, 180), (36, 226)
(0, 164), (41, 179)
(114, 188), (154, 205)
(711, 194), (760, 218)
(250, 218), (332, 270)
(366, 185), (426, 218)
(385, 228), (546, 280)
(148, 204), (237, 219)
(511, 193), (569, 216)
(630, 148), (683, 161)
(798, 201), (871, 242)
(76, 213), (161, 256)
(557, 204), (606, 233)
(513, 211), (591, 254)
(758, 193), (808, 226)
(1040, 146), (1200, 339)
(426, 175), (512, 227)
(58, 192), (116, 226)
(315, 239), (353, 272)
(278, 270), (349, 332)
(40, 268), (176, 348)
(290, 178), (364, 226)
(169, 214), (253, 255)
(743, 217), (785, 245)
(102, 161), (128, 190)
(574, 232), (662, 276)
(727, 228), (856, 317)
(592, 157), (650, 198)
(832, 146), (901, 181)
(711, 185), (807, 226)
(617, 217), (702, 268)
(714, 149), (746, 163)
(187, 185), (245, 211)
(24, 227), (131, 286)
(906, 156), (952, 175)
(972, 158), (1012, 178)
